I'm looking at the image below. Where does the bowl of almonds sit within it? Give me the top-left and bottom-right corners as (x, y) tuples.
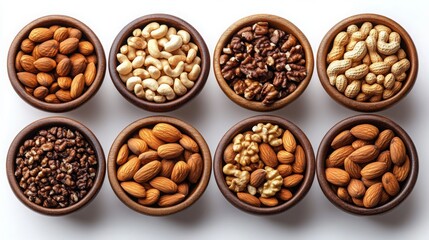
(317, 13), (418, 112)
(214, 115), (315, 214)
(316, 114), (418, 215)
(107, 116), (211, 215)
(213, 14), (314, 112)
(7, 15), (106, 112)
(108, 14), (210, 112)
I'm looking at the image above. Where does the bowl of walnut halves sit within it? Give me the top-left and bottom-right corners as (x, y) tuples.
(213, 115), (315, 214)
(213, 14), (314, 112)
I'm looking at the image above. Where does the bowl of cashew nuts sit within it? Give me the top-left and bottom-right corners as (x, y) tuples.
(109, 14), (210, 112)
(317, 13), (418, 112)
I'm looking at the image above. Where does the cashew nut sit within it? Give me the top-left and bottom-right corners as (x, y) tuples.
(132, 28), (142, 37)
(119, 73), (132, 83)
(120, 45), (128, 54)
(144, 56), (163, 70)
(168, 55), (187, 66)
(153, 95), (166, 103)
(157, 37), (169, 47)
(177, 30), (191, 44)
(133, 68), (150, 79)
(159, 51), (173, 59)
(150, 24), (168, 39)
(126, 76), (142, 91)
(188, 42), (199, 52)
(162, 60), (185, 78)
(158, 76), (173, 86)
(157, 83), (176, 100)
(164, 35), (183, 52)
(179, 73), (195, 88)
(377, 31), (401, 55)
(184, 56), (201, 72)
(127, 46), (136, 61)
(117, 60), (132, 75)
(127, 36), (146, 50)
(142, 22), (160, 38)
(186, 48), (197, 63)
(117, 53), (128, 63)
(148, 65), (161, 79)
(187, 64), (201, 81)
(145, 89), (155, 101)
(166, 27), (177, 40)
(148, 39), (161, 58)
(142, 78), (159, 91)
(173, 78), (187, 96)
(134, 83), (145, 98)
(132, 55), (145, 68)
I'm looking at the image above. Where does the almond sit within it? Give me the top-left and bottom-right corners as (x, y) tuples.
(133, 160), (162, 183)
(33, 57), (56, 72)
(331, 130), (355, 149)
(70, 73), (85, 99)
(138, 128), (165, 150)
(277, 164), (293, 178)
(223, 143), (237, 164)
(53, 27), (69, 42)
(382, 172), (400, 197)
(352, 139), (371, 149)
(377, 150), (392, 171)
(84, 62), (96, 86)
(250, 169), (266, 188)
(44, 94), (60, 103)
(86, 54), (97, 64)
(120, 181), (146, 198)
(38, 39), (59, 57)
(187, 153), (203, 183)
(160, 159), (175, 178)
(78, 41), (94, 55)
(390, 137), (406, 166)
(158, 193), (185, 207)
(361, 162), (388, 180)
(283, 174), (304, 187)
(337, 187), (352, 202)
(282, 130), (296, 153)
(350, 124), (379, 140)
(36, 72), (54, 87)
(348, 145), (379, 163)
(49, 82), (60, 93)
(153, 123), (183, 142)
(20, 55), (38, 73)
(55, 53), (68, 63)
(116, 143), (129, 165)
(137, 188), (160, 206)
(179, 135), (199, 153)
(70, 57), (87, 77)
(55, 89), (72, 102)
(68, 28), (82, 39)
(292, 145), (306, 173)
(361, 177), (380, 188)
(276, 188), (293, 201)
(237, 192), (261, 207)
(380, 190), (390, 205)
(158, 143), (184, 159)
(325, 168), (350, 186)
(374, 129), (395, 150)
(15, 51), (24, 71)
(352, 197), (364, 207)
(29, 28), (53, 42)
(277, 150), (294, 164)
(49, 25), (60, 32)
(326, 145), (355, 168)
(347, 179), (366, 198)
(363, 182), (383, 208)
(32, 45), (41, 59)
(138, 150), (159, 165)
(150, 176), (178, 193)
(117, 156), (140, 181)
(171, 161), (190, 183)
(21, 39), (35, 53)
(33, 86), (48, 100)
(57, 77), (72, 89)
(59, 37), (79, 54)
(259, 143), (278, 168)
(127, 138), (148, 155)
(344, 157), (362, 179)
(177, 183), (189, 196)
(25, 87), (34, 95)
(393, 155), (410, 182)
(259, 197), (278, 207)
(17, 72), (38, 88)
(56, 58), (72, 77)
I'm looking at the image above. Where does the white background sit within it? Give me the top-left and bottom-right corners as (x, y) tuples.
(1, 0), (428, 239)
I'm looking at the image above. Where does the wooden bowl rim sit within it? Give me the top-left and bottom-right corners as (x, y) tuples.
(6, 116), (106, 216)
(316, 13), (419, 112)
(213, 115), (315, 214)
(213, 14), (314, 112)
(316, 114), (418, 215)
(108, 14), (210, 112)
(7, 14), (106, 113)
(107, 116), (212, 216)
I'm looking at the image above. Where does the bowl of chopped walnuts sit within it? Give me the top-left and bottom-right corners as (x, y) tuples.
(213, 14), (314, 112)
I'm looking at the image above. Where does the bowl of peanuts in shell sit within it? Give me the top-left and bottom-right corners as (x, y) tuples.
(108, 14), (210, 112)
(316, 114), (418, 215)
(7, 15), (106, 112)
(214, 115), (315, 214)
(317, 13), (418, 112)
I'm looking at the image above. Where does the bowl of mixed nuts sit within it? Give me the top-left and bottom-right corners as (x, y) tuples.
(108, 14), (210, 112)
(316, 114), (418, 215)
(214, 115), (315, 214)
(107, 116), (211, 215)
(6, 117), (106, 215)
(7, 15), (106, 112)
(317, 13), (418, 112)
(213, 14), (314, 112)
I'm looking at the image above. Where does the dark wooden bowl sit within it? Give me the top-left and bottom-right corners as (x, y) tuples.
(213, 14), (314, 112)
(7, 15), (106, 112)
(316, 114), (418, 215)
(214, 115), (315, 214)
(108, 14), (210, 112)
(107, 116), (212, 216)
(6, 117), (106, 216)
(317, 14), (418, 112)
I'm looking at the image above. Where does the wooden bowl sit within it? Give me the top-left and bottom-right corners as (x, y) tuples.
(107, 116), (211, 215)
(7, 15), (106, 112)
(213, 14), (314, 112)
(317, 13), (418, 112)
(316, 114), (418, 215)
(108, 14), (210, 112)
(214, 115), (315, 214)
(6, 117), (106, 216)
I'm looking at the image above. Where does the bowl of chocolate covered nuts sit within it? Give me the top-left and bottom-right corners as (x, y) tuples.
(7, 15), (106, 112)
(214, 115), (315, 214)
(317, 13), (418, 112)
(213, 14), (314, 112)
(6, 117), (106, 216)
(109, 14), (210, 112)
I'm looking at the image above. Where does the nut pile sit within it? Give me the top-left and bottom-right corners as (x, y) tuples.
(220, 22), (307, 105)
(325, 124), (410, 208)
(116, 22), (201, 103)
(15, 25), (98, 103)
(326, 22), (410, 101)
(14, 126), (97, 208)
(222, 123), (306, 207)
(116, 123), (203, 207)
